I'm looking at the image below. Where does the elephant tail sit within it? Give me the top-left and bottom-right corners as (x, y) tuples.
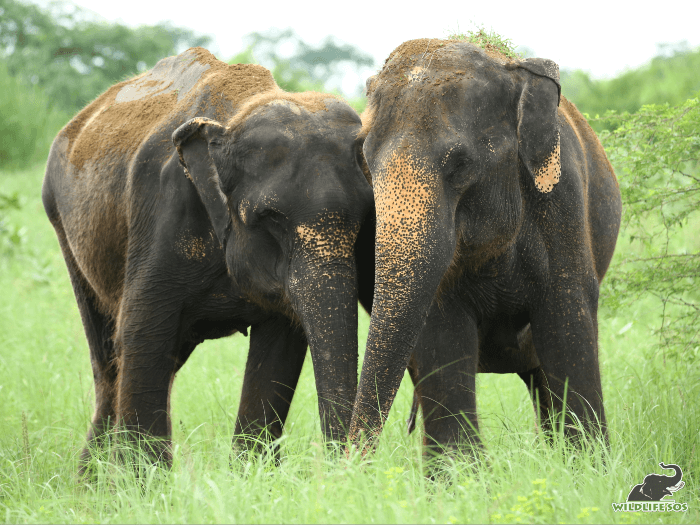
(407, 391), (419, 435)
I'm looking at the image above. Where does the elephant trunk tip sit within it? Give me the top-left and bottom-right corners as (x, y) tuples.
(659, 462), (681, 472)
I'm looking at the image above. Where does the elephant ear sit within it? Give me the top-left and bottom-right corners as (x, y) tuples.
(514, 58), (561, 194)
(173, 117), (232, 251)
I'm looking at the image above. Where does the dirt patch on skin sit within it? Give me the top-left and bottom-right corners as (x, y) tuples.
(114, 55), (211, 103)
(373, 149), (440, 288)
(370, 38), (513, 95)
(534, 134), (561, 192)
(61, 47), (345, 173)
(62, 48), (278, 171)
(224, 90), (342, 133)
(383, 37), (515, 67)
(360, 38), (516, 140)
(175, 231), (208, 262)
(295, 212), (358, 262)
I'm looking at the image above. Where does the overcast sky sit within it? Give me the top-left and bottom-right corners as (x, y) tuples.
(37, 0), (700, 93)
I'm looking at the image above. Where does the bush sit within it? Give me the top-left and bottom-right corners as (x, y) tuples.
(562, 44), (700, 130)
(1, 0), (210, 113)
(598, 95), (700, 363)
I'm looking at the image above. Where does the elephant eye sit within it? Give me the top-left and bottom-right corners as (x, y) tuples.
(442, 149), (474, 189)
(266, 145), (291, 168)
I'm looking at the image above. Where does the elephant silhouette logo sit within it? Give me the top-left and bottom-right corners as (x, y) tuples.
(612, 462), (688, 513)
(627, 463), (685, 502)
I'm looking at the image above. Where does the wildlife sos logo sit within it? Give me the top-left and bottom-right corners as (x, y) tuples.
(612, 463), (688, 513)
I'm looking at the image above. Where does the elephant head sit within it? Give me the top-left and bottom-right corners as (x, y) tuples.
(627, 463), (685, 501)
(173, 96), (374, 441)
(348, 40), (564, 446)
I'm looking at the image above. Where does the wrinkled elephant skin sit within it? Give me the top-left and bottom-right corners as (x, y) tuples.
(42, 48), (375, 470)
(349, 39), (622, 454)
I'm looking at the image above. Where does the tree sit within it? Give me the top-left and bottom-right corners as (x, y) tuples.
(0, 0), (210, 112)
(597, 96), (700, 363)
(231, 28), (375, 98)
(561, 43), (700, 130)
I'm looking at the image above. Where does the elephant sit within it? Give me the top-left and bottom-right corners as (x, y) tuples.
(42, 47), (375, 470)
(348, 39), (622, 454)
(627, 463), (685, 501)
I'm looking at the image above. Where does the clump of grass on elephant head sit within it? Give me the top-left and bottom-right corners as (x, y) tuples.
(447, 25), (523, 59)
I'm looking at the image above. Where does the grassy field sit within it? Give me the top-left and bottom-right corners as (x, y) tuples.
(0, 164), (697, 523)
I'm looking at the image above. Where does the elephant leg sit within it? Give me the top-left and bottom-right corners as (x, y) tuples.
(529, 284), (607, 442)
(113, 291), (185, 467)
(355, 210), (375, 316)
(54, 225), (117, 474)
(411, 296), (480, 455)
(517, 366), (555, 434)
(234, 315), (308, 453)
(514, 327), (555, 434)
(478, 319), (554, 435)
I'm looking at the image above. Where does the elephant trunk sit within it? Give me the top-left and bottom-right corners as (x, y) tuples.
(347, 148), (455, 449)
(288, 223), (361, 442)
(660, 463), (683, 487)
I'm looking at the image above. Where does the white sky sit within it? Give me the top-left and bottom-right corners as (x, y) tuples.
(35, 0), (700, 94)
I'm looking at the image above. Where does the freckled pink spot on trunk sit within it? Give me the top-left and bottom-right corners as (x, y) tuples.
(373, 150), (439, 264)
(368, 148), (444, 347)
(296, 212), (358, 261)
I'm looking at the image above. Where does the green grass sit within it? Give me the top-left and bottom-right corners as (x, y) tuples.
(446, 25), (522, 59)
(0, 165), (698, 523)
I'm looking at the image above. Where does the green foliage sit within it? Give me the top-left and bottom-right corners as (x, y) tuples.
(0, 60), (70, 168)
(238, 28), (374, 95)
(0, 0), (210, 112)
(447, 24), (523, 59)
(0, 190), (23, 253)
(489, 479), (559, 523)
(562, 43), (700, 125)
(0, 0), (209, 167)
(598, 96), (700, 362)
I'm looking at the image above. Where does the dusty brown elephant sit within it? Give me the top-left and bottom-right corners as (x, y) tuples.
(348, 39), (622, 454)
(42, 48), (375, 469)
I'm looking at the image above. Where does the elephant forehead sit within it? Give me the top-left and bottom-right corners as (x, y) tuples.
(244, 98), (357, 140)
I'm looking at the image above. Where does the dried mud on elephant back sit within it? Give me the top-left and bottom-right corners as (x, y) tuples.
(62, 47), (338, 172)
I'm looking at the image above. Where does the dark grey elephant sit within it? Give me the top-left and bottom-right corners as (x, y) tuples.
(627, 463), (685, 501)
(348, 38), (622, 455)
(42, 47), (375, 470)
